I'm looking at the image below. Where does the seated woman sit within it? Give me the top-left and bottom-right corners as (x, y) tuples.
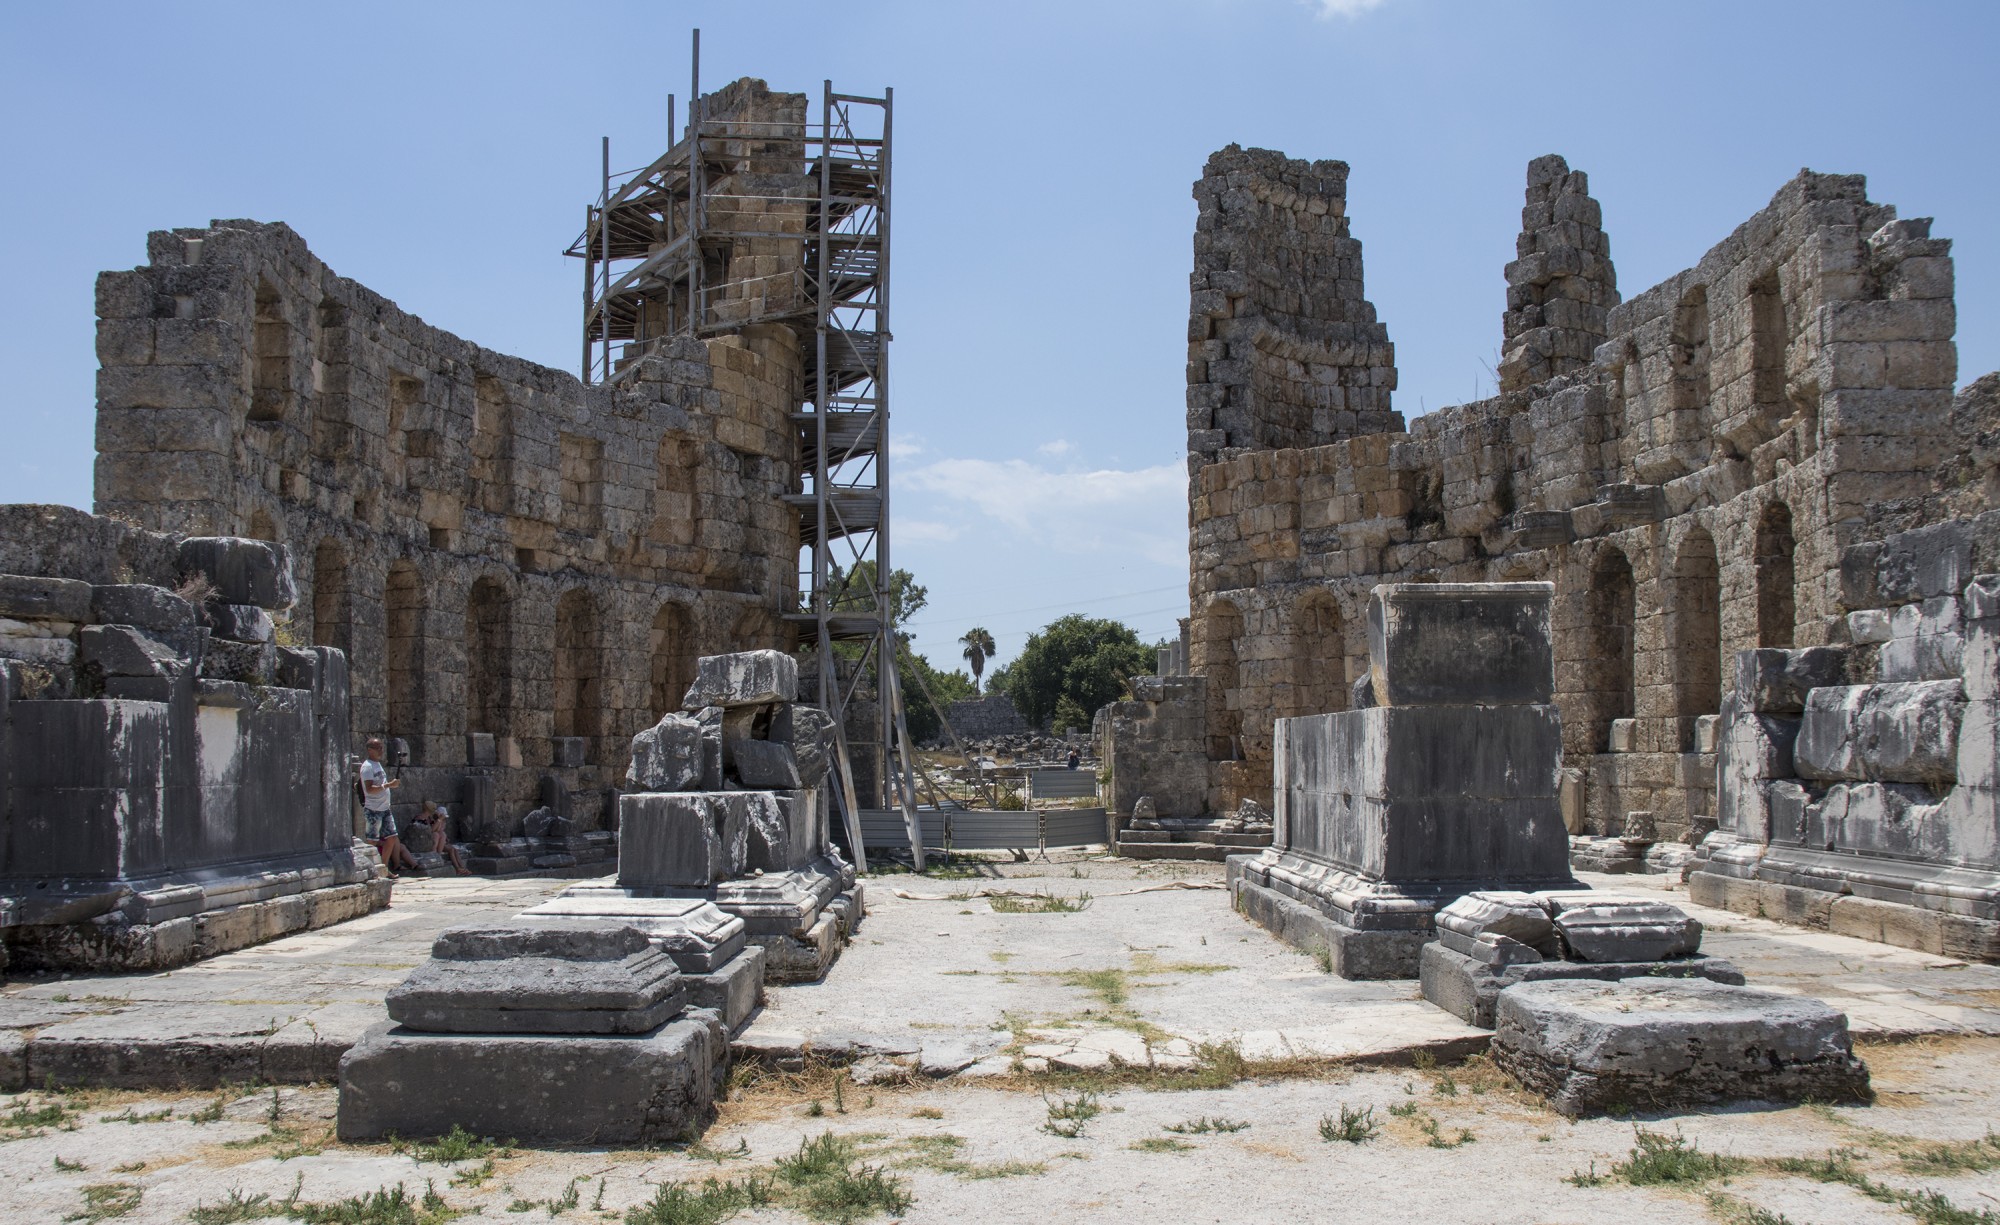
(409, 800), (469, 875)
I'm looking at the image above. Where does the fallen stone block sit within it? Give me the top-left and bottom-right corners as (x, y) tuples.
(522, 890), (748, 973)
(681, 649), (797, 708)
(1434, 891), (1557, 948)
(1491, 978), (1870, 1116)
(1551, 900), (1702, 962)
(1419, 941), (1746, 1029)
(627, 712), (705, 791)
(773, 703), (837, 786)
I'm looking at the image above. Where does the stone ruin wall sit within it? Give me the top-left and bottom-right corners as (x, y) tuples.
(86, 213), (802, 835)
(1147, 146), (1995, 841)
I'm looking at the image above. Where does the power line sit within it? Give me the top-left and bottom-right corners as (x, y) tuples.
(901, 583), (1186, 629)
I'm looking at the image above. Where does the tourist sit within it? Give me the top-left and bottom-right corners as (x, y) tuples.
(1066, 747), (1080, 771)
(359, 738), (421, 876)
(410, 800), (468, 875)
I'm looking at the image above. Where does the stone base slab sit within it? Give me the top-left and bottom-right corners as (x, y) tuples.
(1688, 869), (2000, 962)
(1231, 875), (1428, 979)
(0, 878), (392, 974)
(336, 1014), (722, 1145)
(756, 907), (845, 985)
(1491, 978), (1870, 1118)
(1419, 941), (1745, 1029)
(1116, 840), (1234, 862)
(684, 945), (766, 1034)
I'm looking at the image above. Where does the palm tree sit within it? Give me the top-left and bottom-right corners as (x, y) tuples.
(960, 627), (997, 694)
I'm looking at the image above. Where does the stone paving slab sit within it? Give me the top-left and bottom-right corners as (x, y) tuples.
(1, 876), (574, 1089)
(5, 861), (1999, 1091)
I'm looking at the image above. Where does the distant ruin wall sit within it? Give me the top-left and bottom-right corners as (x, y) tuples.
(1143, 150), (1994, 841)
(945, 694), (1032, 740)
(86, 219), (802, 833)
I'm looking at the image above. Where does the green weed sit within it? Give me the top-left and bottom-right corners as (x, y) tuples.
(621, 1177), (771, 1225)
(1129, 1137), (1194, 1153)
(1164, 1116), (1249, 1135)
(1319, 1105), (1378, 1144)
(65, 1183), (142, 1222)
(1040, 1091), (1104, 1139)
(989, 892), (1091, 914)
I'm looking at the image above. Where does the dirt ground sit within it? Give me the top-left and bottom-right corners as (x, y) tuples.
(6, 855), (2000, 1223)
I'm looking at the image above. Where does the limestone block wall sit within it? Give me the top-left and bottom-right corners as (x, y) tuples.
(1155, 153), (1989, 839)
(1185, 145), (1399, 468)
(90, 220), (800, 833)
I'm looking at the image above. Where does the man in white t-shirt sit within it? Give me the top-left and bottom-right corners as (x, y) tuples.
(359, 738), (419, 875)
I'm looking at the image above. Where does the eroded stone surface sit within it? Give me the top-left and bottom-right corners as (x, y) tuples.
(1491, 978), (1870, 1116)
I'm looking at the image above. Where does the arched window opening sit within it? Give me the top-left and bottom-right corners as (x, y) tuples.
(384, 561), (427, 747)
(1755, 502), (1797, 648)
(465, 578), (512, 737)
(1670, 527), (1722, 746)
(554, 590), (601, 752)
(1672, 284), (1711, 415)
(250, 281), (293, 424)
(1587, 548), (1636, 752)
(1204, 601), (1244, 760)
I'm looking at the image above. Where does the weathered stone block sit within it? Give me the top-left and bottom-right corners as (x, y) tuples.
(1492, 979), (1869, 1116)
(337, 1014), (720, 1144)
(1420, 941), (1745, 1029)
(520, 890), (748, 972)
(1433, 891), (1556, 948)
(733, 739), (801, 789)
(385, 922), (686, 1035)
(79, 624), (187, 678)
(175, 537), (297, 610)
(199, 637), (276, 684)
(1796, 681), (1965, 784)
(89, 584), (196, 633)
(1550, 899), (1702, 962)
(0, 575), (93, 623)
(772, 703), (836, 787)
(627, 713), (704, 791)
(681, 649), (796, 708)
(203, 602), (274, 644)
(1734, 647), (1849, 713)
(618, 793), (743, 889)
(1364, 581), (1554, 707)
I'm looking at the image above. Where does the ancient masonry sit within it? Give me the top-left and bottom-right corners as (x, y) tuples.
(1108, 143), (2000, 960)
(71, 84), (805, 838)
(1, 79), (823, 964)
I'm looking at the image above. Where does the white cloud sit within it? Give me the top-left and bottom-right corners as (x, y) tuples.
(887, 437), (925, 460)
(1037, 438), (1073, 456)
(903, 456), (1188, 569)
(895, 518), (961, 544)
(1305, 0), (1390, 18)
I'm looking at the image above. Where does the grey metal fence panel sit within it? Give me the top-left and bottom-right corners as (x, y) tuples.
(1028, 769), (1099, 800)
(947, 810), (1039, 850)
(860, 809), (948, 850)
(1044, 808), (1109, 849)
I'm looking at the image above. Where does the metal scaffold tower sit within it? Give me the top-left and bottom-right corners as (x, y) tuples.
(565, 33), (922, 866)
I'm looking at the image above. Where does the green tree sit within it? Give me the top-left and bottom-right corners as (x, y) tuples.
(959, 627), (997, 694)
(999, 614), (1156, 730)
(824, 560), (927, 625)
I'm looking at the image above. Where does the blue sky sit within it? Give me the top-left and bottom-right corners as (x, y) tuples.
(3, 1), (1996, 677)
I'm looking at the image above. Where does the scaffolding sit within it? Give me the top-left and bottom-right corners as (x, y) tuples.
(565, 34), (922, 865)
